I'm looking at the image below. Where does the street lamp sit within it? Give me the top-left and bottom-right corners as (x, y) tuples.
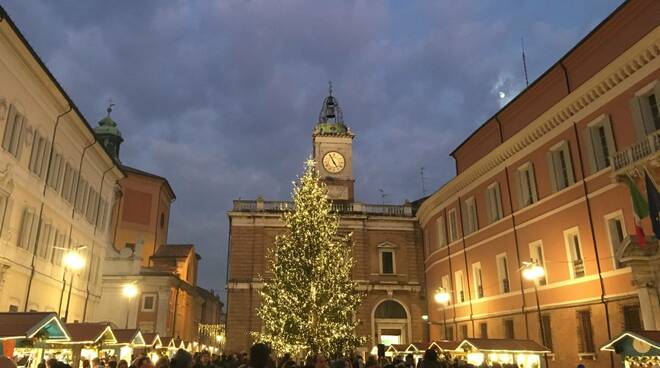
(122, 283), (139, 328)
(522, 261), (549, 368)
(434, 287), (451, 339)
(62, 250), (85, 322)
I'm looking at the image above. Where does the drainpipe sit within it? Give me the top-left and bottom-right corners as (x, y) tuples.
(151, 181), (166, 266)
(560, 61), (571, 95)
(572, 122), (614, 368)
(172, 284), (180, 337)
(23, 105), (73, 311)
(111, 187), (124, 252)
(457, 195), (476, 335)
(82, 163), (116, 321)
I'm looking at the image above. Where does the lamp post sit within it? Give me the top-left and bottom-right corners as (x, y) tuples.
(434, 287), (451, 339)
(62, 250), (85, 322)
(122, 283), (138, 328)
(522, 261), (549, 368)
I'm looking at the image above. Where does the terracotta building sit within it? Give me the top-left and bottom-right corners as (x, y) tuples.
(0, 6), (124, 322)
(93, 113), (223, 343)
(417, 1), (660, 367)
(225, 93), (427, 353)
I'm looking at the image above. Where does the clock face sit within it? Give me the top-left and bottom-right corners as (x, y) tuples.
(322, 151), (345, 173)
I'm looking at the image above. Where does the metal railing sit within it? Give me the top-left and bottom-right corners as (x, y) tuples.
(612, 130), (660, 171)
(232, 199), (413, 217)
(502, 279), (510, 293)
(573, 259), (585, 278)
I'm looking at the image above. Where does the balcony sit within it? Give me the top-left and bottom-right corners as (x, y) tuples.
(573, 259), (585, 278)
(501, 279), (510, 293)
(612, 130), (660, 173)
(232, 199), (414, 217)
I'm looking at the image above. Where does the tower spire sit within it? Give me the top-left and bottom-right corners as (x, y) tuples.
(328, 80), (333, 97)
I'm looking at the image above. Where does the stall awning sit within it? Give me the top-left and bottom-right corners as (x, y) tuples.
(601, 330), (660, 356)
(0, 312), (70, 342)
(386, 344), (407, 354)
(112, 329), (147, 346)
(456, 338), (550, 354)
(142, 333), (162, 348)
(428, 340), (460, 352)
(59, 323), (117, 345)
(405, 343), (427, 353)
(160, 337), (176, 349)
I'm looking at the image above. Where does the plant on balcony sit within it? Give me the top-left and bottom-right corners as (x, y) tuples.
(253, 159), (364, 357)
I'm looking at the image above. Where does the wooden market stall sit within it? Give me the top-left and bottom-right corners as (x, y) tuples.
(601, 330), (660, 368)
(427, 340), (461, 362)
(385, 344), (406, 358)
(48, 323), (118, 368)
(141, 333), (163, 361)
(109, 329), (147, 363)
(403, 343), (426, 362)
(159, 337), (177, 357)
(455, 338), (550, 367)
(0, 312), (70, 368)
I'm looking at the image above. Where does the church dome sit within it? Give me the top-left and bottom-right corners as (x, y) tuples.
(94, 107), (122, 138)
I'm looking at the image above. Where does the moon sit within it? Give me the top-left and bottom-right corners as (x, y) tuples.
(498, 91), (506, 99)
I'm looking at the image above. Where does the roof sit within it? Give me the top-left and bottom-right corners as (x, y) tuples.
(0, 6), (125, 179)
(0, 312), (69, 341)
(405, 343), (427, 352)
(456, 338), (550, 353)
(448, 0), (639, 157)
(112, 329), (146, 346)
(386, 344), (407, 353)
(121, 165), (176, 199)
(142, 333), (162, 347)
(160, 336), (175, 348)
(601, 330), (660, 352)
(152, 244), (195, 259)
(428, 340), (460, 351)
(63, 323), (116, 344)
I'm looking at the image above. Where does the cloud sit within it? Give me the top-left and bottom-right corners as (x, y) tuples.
(1, 0), (623, 298)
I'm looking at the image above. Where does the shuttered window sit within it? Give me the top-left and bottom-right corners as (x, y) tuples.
(577, 310), (595, 353)
(2, 105), (25, 158)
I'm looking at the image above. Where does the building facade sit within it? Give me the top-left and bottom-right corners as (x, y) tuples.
(417, 1), (660, 367)
(0, 8), (124, 322)
(225, 93), (427, 353)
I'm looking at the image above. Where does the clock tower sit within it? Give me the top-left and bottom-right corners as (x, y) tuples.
(312, 85), (355, 201)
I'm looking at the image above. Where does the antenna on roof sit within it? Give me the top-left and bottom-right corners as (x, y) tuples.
(378, 189), (387, 205)
(521, 37), (529, 87)
(420, 166), (427, 197)
(328, 80), (333, 96)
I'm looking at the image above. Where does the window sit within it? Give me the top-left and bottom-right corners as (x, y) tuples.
(496, 253), (510, 293)
(2, 104), (25, 158)
(446, 326), (454, 341)
(605, 211), (627, 269)
(586, 115), (616, 173)
(631, 81), (660, 137)
(50, 228), (66, 265)
(479, 322), (488, 338)
(435, 216), (446, 249)
(61, 163), (78, 203)
(18, 208), (38, 250)
(0, 193), (8, 234)
(97, 199), (109, 232)
(541, 315), (553, 351)
(455, 270), (465, 303)
(28, 130), (50, 179)
(529, 241), (547, 285)
(460, 325), (468, 339)
(577, 310), (595, 354)
(462, 197), (478, 235)
(504, 319), (514, 339)
(8, 305), (18, 312)
(486, 183), (503, 223)
(548, 141), (575, 192)
(141, 294), (156, 312)
(36, 221), (53, 259)
(448, 208), (458, 242)
(47, 151), (64, 191)
(564, 228), (585, 278)
(623, 305), (642, 331)
(472, 262), (484, 299)
(380, 250), (394, 274)
(441, 275), (451, 305)
(517, 163), (538, 207)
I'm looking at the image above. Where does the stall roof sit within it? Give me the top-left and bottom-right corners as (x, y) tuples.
(160, 336), (176, 349)
(601, 330), (660, 352)
(405, 343), (427, 352)
(0, 312), (69, 341)
(428, 340), (460, 351)
(62, 323), (116, 344)
(112, 329), (147, 346)
(142, 333), (162, 348)
(456, 338), (550, 353)
(386, 344), (407, 354)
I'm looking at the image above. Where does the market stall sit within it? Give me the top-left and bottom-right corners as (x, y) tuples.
(141, 333), (162, 361)
(601, 330), (660, 367)
(455, 338), (550, 367)
(403, 343), (426, 362)
(48, 323), (118, 368)
(0, 312), (71, 368)
(427, 340), (461, 362)
(385, 344), (406, 358)
(159, 337), (177, 356)
(109, 329), (147, 362)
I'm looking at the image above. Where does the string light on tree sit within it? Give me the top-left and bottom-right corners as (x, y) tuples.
(253, 159), (365, 357)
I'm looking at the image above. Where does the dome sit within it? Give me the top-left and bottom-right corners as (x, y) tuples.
(94, 106), (123, 138)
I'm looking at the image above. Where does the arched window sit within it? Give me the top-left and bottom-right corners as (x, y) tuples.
(374, 300), (407, 319)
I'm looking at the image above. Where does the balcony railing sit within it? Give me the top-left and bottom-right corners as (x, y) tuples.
(501, 279), (510, 293)
(477, 286), (484, 298)
(612, 130), (660, 171)
(232, 199), (414, 217)
(573, 259), (585, 278)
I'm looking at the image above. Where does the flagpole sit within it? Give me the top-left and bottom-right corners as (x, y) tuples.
(642, 164), (658, 189)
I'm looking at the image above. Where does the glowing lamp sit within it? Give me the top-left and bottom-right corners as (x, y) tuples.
(122, 283), (139, 298)
(63, 251), (85, 271)
(434, 288), (450, 305)
(522, 263), (545, 281)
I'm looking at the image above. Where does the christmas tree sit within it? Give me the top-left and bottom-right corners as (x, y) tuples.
(253, 159), (364, 357)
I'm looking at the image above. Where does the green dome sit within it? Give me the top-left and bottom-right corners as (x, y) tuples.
(94, 115), (122, 138)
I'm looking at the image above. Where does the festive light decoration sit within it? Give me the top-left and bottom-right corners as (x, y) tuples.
(253, 159), (365, 357)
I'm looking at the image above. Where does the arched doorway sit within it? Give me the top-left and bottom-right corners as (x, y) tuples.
(373, 299), (410, 345)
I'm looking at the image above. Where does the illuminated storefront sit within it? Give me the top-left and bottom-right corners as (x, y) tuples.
(0, 312), (71, 368)
(49, 323), (118, 368)
(601, 331), (660, 368)
(109, 329), (147, 362)
(456, 339), (549, 367)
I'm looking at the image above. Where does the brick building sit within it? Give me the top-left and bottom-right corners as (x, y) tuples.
(225, 92), (427, 353)
(417, 1), (660, 367)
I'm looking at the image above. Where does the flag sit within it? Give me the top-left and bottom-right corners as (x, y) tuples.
(645, 173), (660, 239)
(621, 175), (648, 246)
